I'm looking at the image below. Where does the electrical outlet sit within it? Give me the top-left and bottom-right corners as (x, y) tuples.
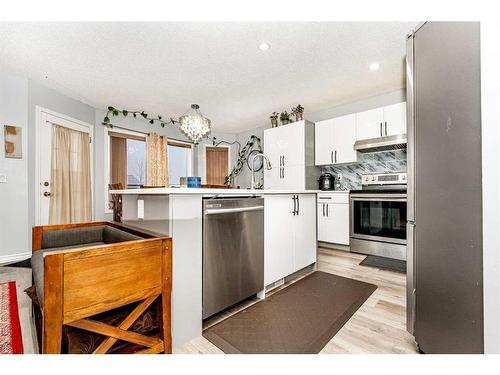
(0, 174), (6, 183)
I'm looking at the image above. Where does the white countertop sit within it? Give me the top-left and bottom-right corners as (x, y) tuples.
(109, 187), (349, 196)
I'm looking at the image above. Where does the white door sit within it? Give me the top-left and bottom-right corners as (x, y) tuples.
(332, 114), (358, 164)
(264, 195), (294, 285)
(383, 102), (407, 136)
(293, 194), (317, 271)
(315, 119), (335, 165)
(356, 107), (384, 140)
(36, 107), (94, 225)
(326, 203), (350, 245)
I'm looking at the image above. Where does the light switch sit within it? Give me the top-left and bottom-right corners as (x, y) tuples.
(137, 199), (144, 220)
(0, 174), (6, 183)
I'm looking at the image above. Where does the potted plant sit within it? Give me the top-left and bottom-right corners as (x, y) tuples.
(269, 112), (279, 128)
(291, 104), (304, 121)
(280, 111), (292, 125)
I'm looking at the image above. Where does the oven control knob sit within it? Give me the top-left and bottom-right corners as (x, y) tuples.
(371, 177), (376, 181)
(402, 175), (406, 180)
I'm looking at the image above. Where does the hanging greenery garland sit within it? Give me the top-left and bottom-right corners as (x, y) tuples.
(101, 106), (171, 128)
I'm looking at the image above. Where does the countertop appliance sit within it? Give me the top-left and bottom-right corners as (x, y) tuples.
(202, 197), (264, 319)
(406, 22), (483, 353)
(349, 172), (407, 261)
(318, 173), (335, 190)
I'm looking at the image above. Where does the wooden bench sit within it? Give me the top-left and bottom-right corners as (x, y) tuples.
(31, 221), (172, 354)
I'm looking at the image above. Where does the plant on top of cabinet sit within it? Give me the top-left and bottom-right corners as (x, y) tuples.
(291, 104), (304, 122)
(270, 112), (279, 128)
(279, 111), (292, 125)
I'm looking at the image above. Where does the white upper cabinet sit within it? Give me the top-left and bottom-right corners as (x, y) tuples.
(315, 114), (358, 166)
(383, 102), (407, 136)
(333, 114), (358, 164)
(356, 107), (384, 140)
(356, 102), (407, 140)
(315, 119), (335, 165)
(264, 120), (318, 190)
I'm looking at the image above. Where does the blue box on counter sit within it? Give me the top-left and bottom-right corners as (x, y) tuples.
(187, 176), (202, 188)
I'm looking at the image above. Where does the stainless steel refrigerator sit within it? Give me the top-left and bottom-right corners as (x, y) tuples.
(406, 22), (484, 353)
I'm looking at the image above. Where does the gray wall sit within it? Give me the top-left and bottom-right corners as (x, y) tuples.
(0, 68), (30, 262)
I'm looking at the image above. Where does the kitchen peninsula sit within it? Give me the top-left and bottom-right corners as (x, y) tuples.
(110, 187), (342, 349)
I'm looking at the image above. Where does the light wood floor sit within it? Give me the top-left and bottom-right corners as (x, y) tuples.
(176, 248), (418, 354)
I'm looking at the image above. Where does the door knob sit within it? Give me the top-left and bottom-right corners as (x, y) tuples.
(43, 192), (51, 197)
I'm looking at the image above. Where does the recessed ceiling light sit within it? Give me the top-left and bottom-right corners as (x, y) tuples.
(258, 42), (271, 51)
(369, 63), (380, 71)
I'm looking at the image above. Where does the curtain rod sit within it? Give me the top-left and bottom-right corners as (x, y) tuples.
(107, 124), (195, 145)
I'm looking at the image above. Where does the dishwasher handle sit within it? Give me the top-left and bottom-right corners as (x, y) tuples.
(205, 206), (264, 215)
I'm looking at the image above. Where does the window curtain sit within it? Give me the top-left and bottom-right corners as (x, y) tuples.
(49, 124), (92, 224)
(146, 132), (168, 186)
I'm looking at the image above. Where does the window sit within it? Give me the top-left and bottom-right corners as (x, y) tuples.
(168, 140), (193, 185)
(108, 130), (147, 189)
(126, 139), (146, 186)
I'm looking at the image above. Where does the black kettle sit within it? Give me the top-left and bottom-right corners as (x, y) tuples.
(318, 173), (335, 190)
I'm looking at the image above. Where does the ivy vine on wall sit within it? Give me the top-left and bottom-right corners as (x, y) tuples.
(101, 106), (171, 128)
(225, 135), (262, 187)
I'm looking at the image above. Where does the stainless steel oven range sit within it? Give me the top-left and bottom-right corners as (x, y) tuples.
(350, 172), (407, 260)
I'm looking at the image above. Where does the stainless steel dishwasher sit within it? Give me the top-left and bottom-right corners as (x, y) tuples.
(202, 196), (264, 319)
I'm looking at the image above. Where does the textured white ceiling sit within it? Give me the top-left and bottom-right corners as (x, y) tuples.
(0, 22), (417, 133)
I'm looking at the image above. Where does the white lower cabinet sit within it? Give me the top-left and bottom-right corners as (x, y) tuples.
(317, 192), (350, 245)
(264, 194), (317, 286)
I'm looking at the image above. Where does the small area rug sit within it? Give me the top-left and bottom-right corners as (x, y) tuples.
(203, 271), (377, 353)
(359, 255), (406, 274)
(0, 281), (23, 354)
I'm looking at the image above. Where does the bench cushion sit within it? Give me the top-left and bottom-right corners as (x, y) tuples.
(42, 226), (105, 249)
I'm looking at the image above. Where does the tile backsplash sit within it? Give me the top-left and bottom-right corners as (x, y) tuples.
(321, 149), (407, 190)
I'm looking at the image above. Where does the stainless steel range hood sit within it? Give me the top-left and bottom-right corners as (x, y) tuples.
(354, 134), (407, 153)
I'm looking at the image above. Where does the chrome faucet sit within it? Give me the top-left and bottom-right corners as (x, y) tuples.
(250, 153), (272, 189)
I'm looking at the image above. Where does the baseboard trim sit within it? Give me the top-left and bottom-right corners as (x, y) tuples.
(318, 241), (350, 252)
(0, 252), (31, 266)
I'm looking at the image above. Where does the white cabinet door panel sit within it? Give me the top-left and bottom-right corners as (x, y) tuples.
(383, 102), (407, 136)
(327, 203), (350, 245)
(280, 123), (305, 167)
(264, 195), (294, 285)
(315, 119), (335, 165)
(333, 114), (358, 164)
(317, 203), (330, 242)
(282, 164), (305, 190)
(293, 194), (317, 271)
(356, 107), (384, 140)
